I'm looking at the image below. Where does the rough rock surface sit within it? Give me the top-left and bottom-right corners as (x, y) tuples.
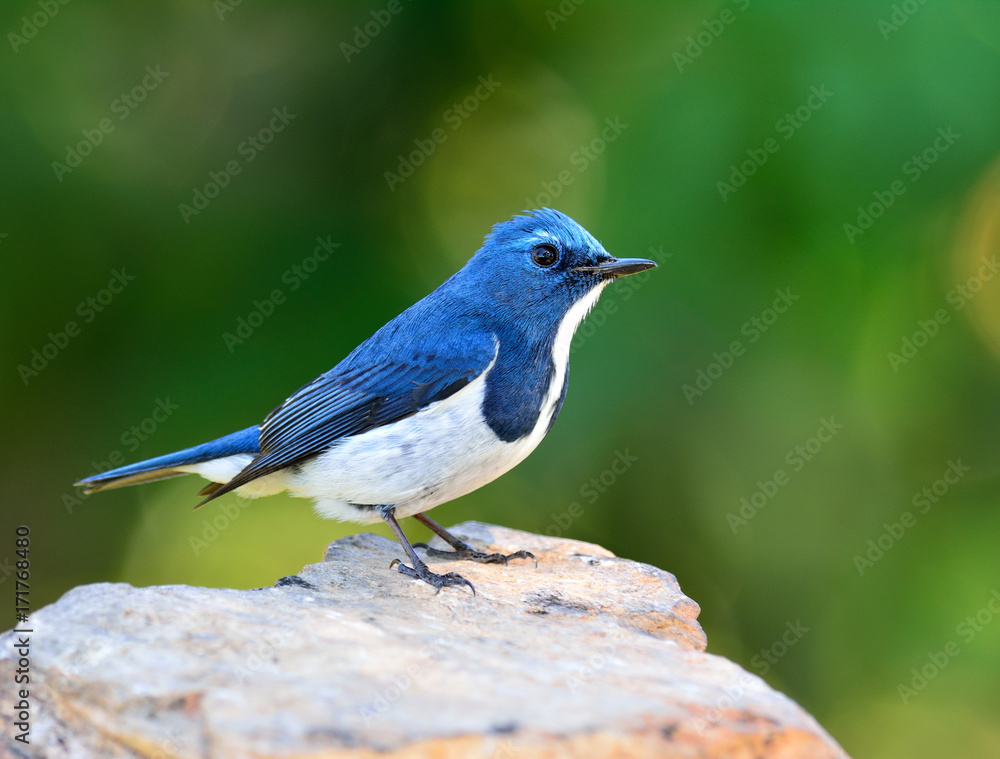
(0, 522), (848, 758)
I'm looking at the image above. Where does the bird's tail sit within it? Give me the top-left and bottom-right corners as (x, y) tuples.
(75, 425), (260, 495)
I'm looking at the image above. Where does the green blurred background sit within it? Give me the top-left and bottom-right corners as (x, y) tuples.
(3, 1), (1000, 755)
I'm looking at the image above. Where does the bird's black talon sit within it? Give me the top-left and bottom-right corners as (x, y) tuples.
(391, 558), (476, 595)
(414, 544), (537, 567)
(409, 513), (537, 568)
(507, 550), (538, 568)
(437, 572), (476, 595)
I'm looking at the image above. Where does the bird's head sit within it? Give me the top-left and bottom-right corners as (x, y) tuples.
(459, 208), (656, 327)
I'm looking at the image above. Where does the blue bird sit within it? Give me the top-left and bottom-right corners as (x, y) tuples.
(76, 208), (656, 593)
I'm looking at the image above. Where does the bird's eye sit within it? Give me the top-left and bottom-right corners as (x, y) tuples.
(531, 243), (559, 268)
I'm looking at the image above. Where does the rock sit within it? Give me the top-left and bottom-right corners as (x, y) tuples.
(0, 521), (848, 758)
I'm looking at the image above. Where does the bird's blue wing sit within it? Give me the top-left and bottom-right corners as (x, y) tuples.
(203, 326), (497, 502)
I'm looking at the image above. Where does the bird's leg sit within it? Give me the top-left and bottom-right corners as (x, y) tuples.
(411, 513), (537, 567)
(379, 506), (475, 594)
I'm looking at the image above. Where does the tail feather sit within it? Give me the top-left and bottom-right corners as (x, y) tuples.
(75, 425), (260, 494)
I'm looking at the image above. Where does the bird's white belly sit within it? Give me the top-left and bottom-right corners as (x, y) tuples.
(288, 364), (547, 524)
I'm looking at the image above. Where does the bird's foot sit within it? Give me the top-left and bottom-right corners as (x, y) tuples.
(412, 542), (538, 567)
(389, 558), (476, 595)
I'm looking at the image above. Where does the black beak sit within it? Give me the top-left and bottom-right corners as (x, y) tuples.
(573, 257), (658, 278)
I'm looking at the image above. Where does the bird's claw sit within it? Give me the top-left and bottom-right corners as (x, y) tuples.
(389, 558), (476, 595)
(412, 543), (538, 568)
(502, 549), (538, 568)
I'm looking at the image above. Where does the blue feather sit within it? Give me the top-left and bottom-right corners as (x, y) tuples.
(75, 425), (260, 493)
